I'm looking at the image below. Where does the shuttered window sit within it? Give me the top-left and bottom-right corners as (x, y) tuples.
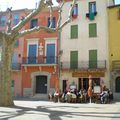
(47, 17), (56, 28)
(72, 4), (78, 18)
(89, 50), (97, 68)
(89, 2), (96, 13)
(71, 25), (78, 39)
(30, 19), (38, 28)
(0, 16), (6, 26)
(89, 23), (97, 37)
(70, 51), (78, 69)
(13, 14), (19, 25)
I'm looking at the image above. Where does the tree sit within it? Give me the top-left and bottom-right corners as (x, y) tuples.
(0, 0), (76, 106)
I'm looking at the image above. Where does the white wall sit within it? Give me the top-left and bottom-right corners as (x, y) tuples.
(60, 0), (109, 63)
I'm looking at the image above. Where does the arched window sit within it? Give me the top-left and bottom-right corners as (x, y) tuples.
(115, 77), (120, 92)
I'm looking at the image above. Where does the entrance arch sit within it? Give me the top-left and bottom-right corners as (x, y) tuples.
(31, 71), (51, 96)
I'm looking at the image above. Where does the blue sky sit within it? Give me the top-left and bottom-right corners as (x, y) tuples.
(0, 0), (120, 11)
(115, 0), (120, 4)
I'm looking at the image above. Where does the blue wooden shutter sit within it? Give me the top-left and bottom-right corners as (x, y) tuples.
(72, 4), (78, 17)
(89, 2), (96, 13)
(28, 44), (37, 63)
(12, 53), (17, 69)
(13, 14), (19, 25)
(46, 44), (55, 64)
(52, 17), (56, 28)
(47, 17), (50, 27)
(0, 16), (6, 26)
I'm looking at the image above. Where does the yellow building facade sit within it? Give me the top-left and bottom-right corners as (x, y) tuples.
(108, 4), (120, 100)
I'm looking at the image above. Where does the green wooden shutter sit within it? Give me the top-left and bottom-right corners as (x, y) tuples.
(70, 51), (78, 69)
(71, 25), (78, 39)
(89, 50), (97, 68)
(89, 23), (97, 37)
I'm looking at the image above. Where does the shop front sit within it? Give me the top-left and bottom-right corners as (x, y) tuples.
(72, 70), (105, 93)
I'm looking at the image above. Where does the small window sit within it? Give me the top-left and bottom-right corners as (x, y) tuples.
(72, 4), (78, 18)
(14, 40), (19, 47)
(71, 25), (78, 39)
(30, 19), (38, 28)
(47, 17), (56, 28)
(0, 16), (6, 26)
(116, 77), (120, 92)
(89, 2), (96, 13)
(13, 14), (19, 25)
(89, 23), (97, 37)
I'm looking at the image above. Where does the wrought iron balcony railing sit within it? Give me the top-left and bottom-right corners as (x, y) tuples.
(60, 60), (106, 70)
(22, 56), (58, 65)
(112, 60), (120, 70)
(11, 63), (21, 70)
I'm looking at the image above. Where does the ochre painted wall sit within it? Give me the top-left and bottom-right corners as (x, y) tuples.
(108, 6), (120, 70)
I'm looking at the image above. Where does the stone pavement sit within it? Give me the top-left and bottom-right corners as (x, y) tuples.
(0, 100), (120, 120)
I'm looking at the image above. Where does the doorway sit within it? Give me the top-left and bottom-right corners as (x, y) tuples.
(36, 75), (47, 94)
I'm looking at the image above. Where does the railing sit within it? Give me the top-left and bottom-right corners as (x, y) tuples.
(112, 60), (120, 70)
(11, 63), (21, 70)
(22, 56), (58, 64)
(61, 60), (106, 70)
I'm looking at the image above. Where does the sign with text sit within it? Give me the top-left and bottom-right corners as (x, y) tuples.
(72, 71), (105, 77)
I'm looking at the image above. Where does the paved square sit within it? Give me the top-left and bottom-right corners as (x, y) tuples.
(0, 100), (120, 120)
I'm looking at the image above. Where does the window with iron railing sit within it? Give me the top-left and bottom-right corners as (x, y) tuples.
(0, 16), (6, 26)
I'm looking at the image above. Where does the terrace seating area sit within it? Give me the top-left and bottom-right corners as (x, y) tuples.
(48, 87), (114, 104)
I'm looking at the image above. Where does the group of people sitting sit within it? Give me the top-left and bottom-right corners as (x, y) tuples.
(48, 86), (113, 104)
(49, 88), (88, 103)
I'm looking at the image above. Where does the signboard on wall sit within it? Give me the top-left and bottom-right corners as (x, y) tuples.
(72, 71), (105, 77)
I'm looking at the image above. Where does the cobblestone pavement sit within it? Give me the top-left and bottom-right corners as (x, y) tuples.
(0, 100), (120, 120)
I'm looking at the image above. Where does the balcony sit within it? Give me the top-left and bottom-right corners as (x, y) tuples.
(112, 60), (120, 70)
(61, 60), (106, 70)
(11, 63), (21, 70)
(22, 56), (58, 65)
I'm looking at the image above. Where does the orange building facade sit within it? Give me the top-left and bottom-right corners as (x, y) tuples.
(0, 9), (29, 97)
(21, 7), (59, 99)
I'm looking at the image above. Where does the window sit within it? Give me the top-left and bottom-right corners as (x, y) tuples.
(14, 40), (19, 47)
(89, 23), (97, 37)
(72, 4), (78, 18)
(0, 16), (6, 26)
(70, 51), (78, 69)
(13, 14), (19, 25)
(115, 77), (120, 92)
(88, 2), (96, 20)
(47, 17), (56, 28)
(71, 25), (78, 39)
(30, 19), (38, 28)
(62, 80), (67, 92)
(89, 50), (97, 68)
(89, 2), (96, 13)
